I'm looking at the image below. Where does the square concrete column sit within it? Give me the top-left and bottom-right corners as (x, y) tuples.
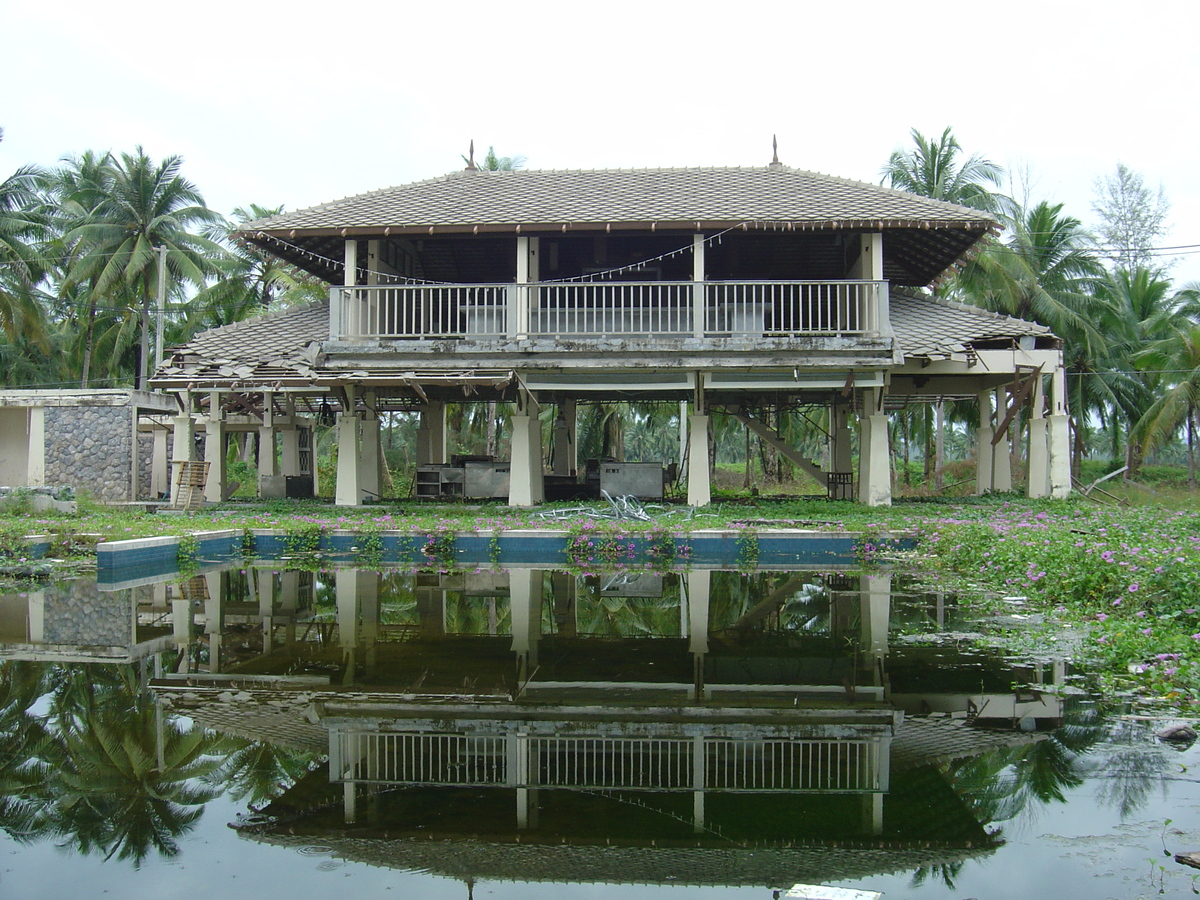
(416, 401), (446, 466)
(858, 413), (892, 507)
(1027, 374), (1049, 498)
(687, 414), (711, 507)
(170, 413), (194, 502)
(258, 426), (278, 479)
(509, 413), (544, 506)
(360, 413), (382, 502)
(1048, 361), (1071, 498)
(335, 413), (362, 507)
(552, 399), (576, 476)
(1048, 415), (1071, 498)
(151, 428), (169, 499)
(280, 428), (301, 476)
(830, 401), (853, 500)
(203, 416), (226, 503)
(992, 386), (1013, 492)
(975, 391), (994, 495)
(1028, 418), (1050, 498)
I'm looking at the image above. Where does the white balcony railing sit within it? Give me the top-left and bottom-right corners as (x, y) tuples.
(330, 730), (885, 793)
(329, 280), (888, 342)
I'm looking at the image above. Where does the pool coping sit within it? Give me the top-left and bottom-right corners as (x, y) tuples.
(92, 526), (912, 587)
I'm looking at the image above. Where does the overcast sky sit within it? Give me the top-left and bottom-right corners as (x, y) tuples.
(7, 0), (1199, 282)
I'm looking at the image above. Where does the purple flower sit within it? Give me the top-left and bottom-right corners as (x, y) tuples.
(1097, 613), (1109, 622)
(1128, 583), (1140, 592)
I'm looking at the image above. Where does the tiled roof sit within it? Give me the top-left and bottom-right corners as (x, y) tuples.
(238, 167), (998, 287)
(155, 302), (329, 387)
(243, 167), (995, 233)
(891, 291), (1051, 358)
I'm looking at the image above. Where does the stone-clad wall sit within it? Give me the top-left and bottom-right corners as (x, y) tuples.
(44, 404), (134, 502)
(41, 578), (131, 647)
(137, 431), (157, 500)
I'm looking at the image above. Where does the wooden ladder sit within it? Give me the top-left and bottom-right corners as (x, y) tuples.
(172, 460), (211, 510)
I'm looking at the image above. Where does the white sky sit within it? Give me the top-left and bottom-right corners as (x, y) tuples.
(6, 0), (1200, 283)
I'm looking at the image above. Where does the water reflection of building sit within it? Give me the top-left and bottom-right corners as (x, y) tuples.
(116, 565), (1060, 887)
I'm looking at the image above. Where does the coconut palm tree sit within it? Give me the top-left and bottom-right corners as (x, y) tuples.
(881, 127), (1004, 214)
(1134, 284), (1200, 485)
(190, 204), (327, 331)
(1094, 267), (1186, 477)
(62, 147), (220, 388)
(0, 130), (50, 347)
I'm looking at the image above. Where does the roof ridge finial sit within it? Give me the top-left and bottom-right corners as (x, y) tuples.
(465, 140), (477, 172)
(770, 134), (782, 168)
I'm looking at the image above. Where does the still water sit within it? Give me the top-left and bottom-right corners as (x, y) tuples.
(1, 565), (1198, 899)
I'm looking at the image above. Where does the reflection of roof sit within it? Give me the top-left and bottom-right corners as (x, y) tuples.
(892, 715), (1045, 771)
(890, 292), (1052, 359)
(238, 167), (997, 286)
(244, 829), (998, 888)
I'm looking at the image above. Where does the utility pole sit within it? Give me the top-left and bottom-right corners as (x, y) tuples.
(155, 245), (169, 373)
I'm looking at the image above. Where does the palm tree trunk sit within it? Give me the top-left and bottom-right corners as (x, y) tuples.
(1189, 404), (1196, 490)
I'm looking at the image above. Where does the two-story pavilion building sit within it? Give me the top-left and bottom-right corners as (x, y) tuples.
(151, 160), (1070, 507)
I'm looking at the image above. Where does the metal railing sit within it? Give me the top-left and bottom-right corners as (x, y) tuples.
(331, 731), (883, 793)
(330, 280), (887, 341)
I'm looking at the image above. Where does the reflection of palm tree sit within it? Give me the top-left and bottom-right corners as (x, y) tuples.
(947, 697), (1107, 828)
(53, 705), (222, 865)
(0, 662), (55, 843)
(208, 734), (321, 807)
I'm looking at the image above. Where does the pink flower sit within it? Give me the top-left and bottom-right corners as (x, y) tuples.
(1097, 613), (1109, 622)
(1112, 598), (1122, 607)
(1128, 583), (1140, 593)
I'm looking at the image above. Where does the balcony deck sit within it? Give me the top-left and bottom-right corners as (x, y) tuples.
(330, 280), (890, 344)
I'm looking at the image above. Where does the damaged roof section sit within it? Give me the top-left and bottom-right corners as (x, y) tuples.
(890, 291), (1054, 360)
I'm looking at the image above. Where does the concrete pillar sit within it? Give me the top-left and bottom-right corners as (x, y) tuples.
(678, 401), (690, 484)
(859, 414), (892, 507)
(358, 570), (379, 674)
(1048, 361), (1071, 499)
(416, 401), (446, 466)
(552, 399), (576, 476)
(281, 428), (301, 476)
(992, 386), (1012, 492)
(151, 428), (169, 498)
(336, 568), (360, 684)
(170, 412), (194, 502)
(687, 569), (710, 702)
(692, 233), (706, 338)
(975, 390), (994, 495)
(1027, 374), (1049, 498)
(204, 395), (226, 503)
(27, 407), (44, 486)
(509, 413), (544, 506)
(857, 390), (890, 507)
(335, 412), (362, 507)
(510, 568), (542, 671)
(360, 409), (382, 502)
(687, 414), (711, 507)
(831, 400), (853, 500)
(203, 572), (223, 674)
(860, 573), (892, 678)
